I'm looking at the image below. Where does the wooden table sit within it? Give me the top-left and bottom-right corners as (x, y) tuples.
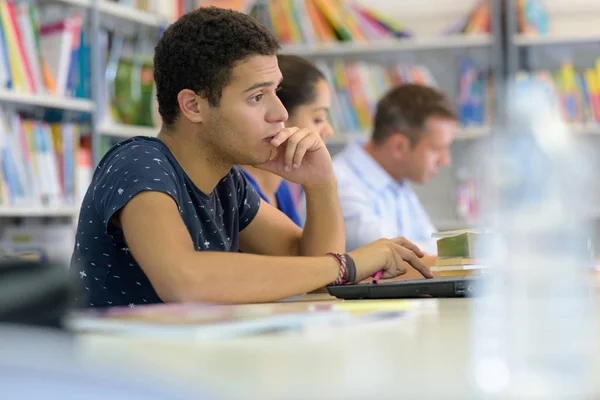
(75, 293), (600, 400)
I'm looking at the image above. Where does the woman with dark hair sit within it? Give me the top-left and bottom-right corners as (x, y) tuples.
(241, 54), (334, 226)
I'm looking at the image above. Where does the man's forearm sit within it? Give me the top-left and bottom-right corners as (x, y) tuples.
(155, 251), (340, 304)
(299, 180), (345, 256)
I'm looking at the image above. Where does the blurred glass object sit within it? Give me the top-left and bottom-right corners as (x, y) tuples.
(469, 77), (599, 399)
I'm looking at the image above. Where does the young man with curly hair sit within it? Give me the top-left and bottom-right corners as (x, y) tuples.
(70, 7), (431, 308)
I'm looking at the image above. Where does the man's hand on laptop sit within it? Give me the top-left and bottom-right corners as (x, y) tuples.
(348, 237), (434, 282)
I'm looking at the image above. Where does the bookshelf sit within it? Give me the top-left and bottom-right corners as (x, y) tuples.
(514, 33), (600, 46)
(0, 0), (185, 231)
(0, 90), (94, 112)
(0, 0), (501, 236)
(280, 34), (493, 57)
(0, 206), (79, 218)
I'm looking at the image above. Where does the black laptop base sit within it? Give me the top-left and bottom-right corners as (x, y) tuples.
(327, 276), (480, 300)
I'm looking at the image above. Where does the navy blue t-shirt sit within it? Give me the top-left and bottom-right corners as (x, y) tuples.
(241, 170), (302, 227)
(70, 137), (261, 308)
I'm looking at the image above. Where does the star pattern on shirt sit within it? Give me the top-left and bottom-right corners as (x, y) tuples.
(72, 140), (260, 308)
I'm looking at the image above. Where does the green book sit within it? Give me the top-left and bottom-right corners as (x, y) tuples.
(436, 232), (482, 259)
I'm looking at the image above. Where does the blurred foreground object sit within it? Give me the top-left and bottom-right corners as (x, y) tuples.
(469, 78), (599, 398)
(0, 260), (77, 328)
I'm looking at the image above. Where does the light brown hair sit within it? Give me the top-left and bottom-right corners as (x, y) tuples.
(372, 83), (457, 145)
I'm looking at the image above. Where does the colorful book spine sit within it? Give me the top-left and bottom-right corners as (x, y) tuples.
(0, 108), (84, 207)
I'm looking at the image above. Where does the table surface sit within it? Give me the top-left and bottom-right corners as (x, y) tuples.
(74, 288), (600, 400)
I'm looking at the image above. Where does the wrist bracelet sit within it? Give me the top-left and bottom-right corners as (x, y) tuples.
(345, 253), (357, 284)
(326, 253), (356, 285)
(326, 252), (347, 285)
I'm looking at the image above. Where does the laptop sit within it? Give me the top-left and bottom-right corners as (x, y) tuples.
(327, 276), (481, 300)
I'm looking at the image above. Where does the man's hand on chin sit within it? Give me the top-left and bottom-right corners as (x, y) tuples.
(254, 127), (335, 187)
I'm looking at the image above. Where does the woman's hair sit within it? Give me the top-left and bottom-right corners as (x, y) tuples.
(276, 54), (326, 114)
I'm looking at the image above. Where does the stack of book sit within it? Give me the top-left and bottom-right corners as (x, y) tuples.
(430, 229), (489, 277)
(197, 0), (490, 45)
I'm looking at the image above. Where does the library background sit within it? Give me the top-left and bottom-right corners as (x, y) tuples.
(0, 0), (598, 263)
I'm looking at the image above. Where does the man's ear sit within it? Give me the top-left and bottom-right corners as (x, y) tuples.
(176, 89), (207, 123)
(387, 133), (411, 159)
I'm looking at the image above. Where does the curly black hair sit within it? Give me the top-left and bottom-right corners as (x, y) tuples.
(153, 7), (280, 126)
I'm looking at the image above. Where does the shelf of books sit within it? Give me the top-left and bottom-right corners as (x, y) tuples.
(0, 1), (183, 220)
(198, 0), (491, 53)
(0, 111), (90, 215)
(0, 3), (92, 109)
(319, 58), (492, 139)
(517, 61), (600, 135)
